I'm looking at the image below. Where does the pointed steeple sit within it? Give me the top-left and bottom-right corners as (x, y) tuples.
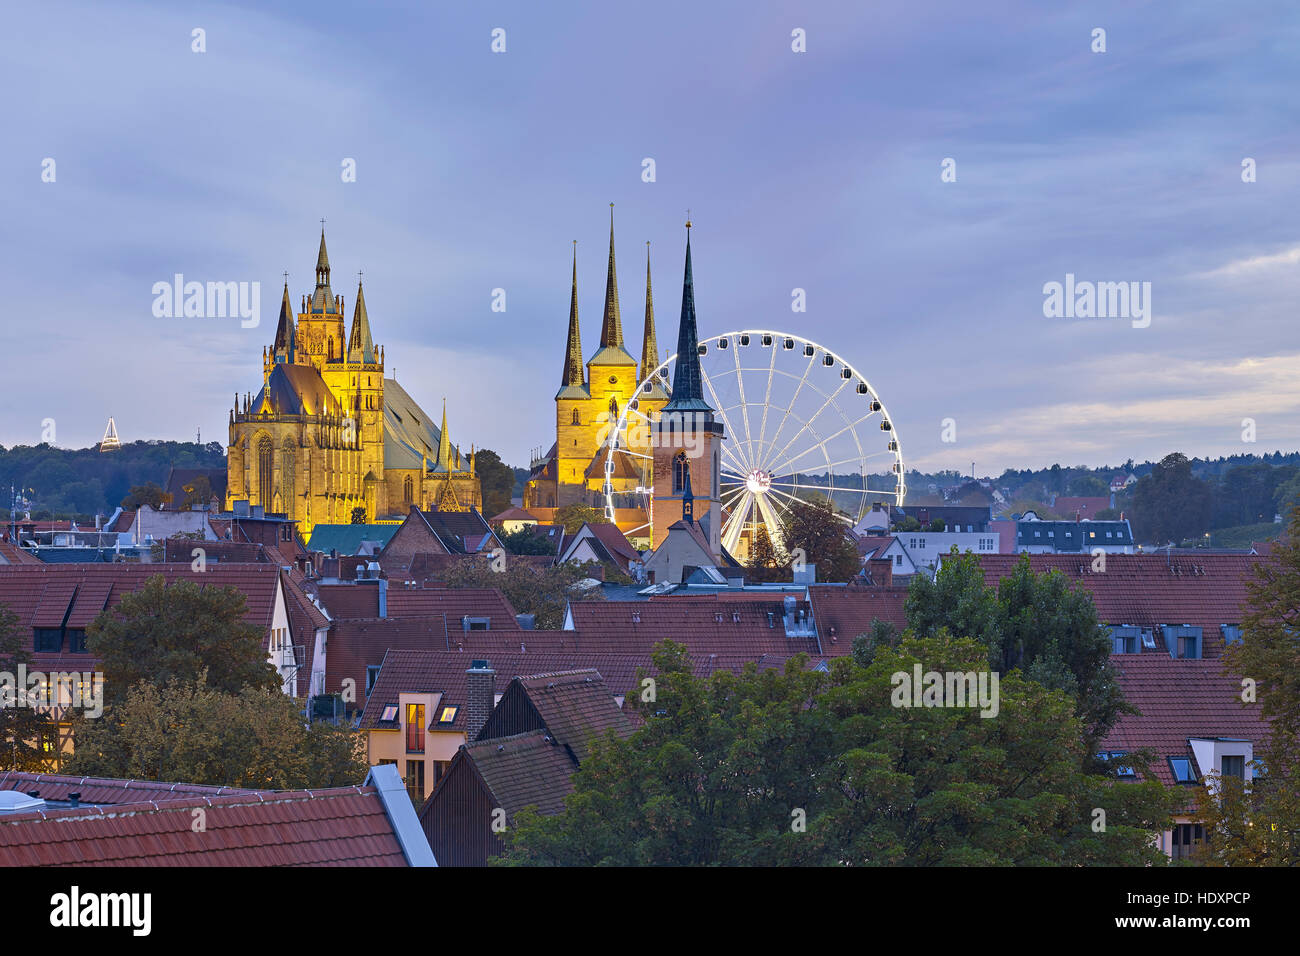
(561, 241), (584, 387)
(437, 398), (451, 469)
(599, 204), (623, 349)
(273, 280), (295, 363)
(641, 241), (659, 378)
(311, 227), (336, 313)
(348, 279), (375, 364)
(664, 219), (711, 412)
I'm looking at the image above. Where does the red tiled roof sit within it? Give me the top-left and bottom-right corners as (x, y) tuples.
(971, 554), (1262, 659)
(566, 598), (820, 656)
(1104, 656), (1267, 786)
(0, 540), (41, 565)
(0, 785), (413, 866)
(510, 670), (632, 760)
(853, 535), (894, 559)
(0, 771), (257, 805)
(807, 585), (910, 655)
(466, 731), (578, 818)
(491, 507), (536, 523)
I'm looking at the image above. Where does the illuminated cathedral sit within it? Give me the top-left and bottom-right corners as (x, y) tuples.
(226, 230), (480, 537)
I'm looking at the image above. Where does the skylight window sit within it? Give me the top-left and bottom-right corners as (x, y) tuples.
(1169, 756), (1197, 784)
(380, 705), (399, 722)
(1221, 624), (1243, 646)
(438, 706), (458, 724)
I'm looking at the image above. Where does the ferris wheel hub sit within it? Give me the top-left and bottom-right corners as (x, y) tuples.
(745, 469), (772, 494)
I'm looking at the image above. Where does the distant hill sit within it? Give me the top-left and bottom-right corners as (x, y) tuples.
(0, 440), (226, 519)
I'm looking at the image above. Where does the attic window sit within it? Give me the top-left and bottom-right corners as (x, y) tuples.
(1100, 751), (1136, 778)
(1168, 756), (1198, 785)
(438, 706), (458, 724)
(462, 616), (490, 631)
(1221, 624), (1243, 646)
(380, 705), (399, 722)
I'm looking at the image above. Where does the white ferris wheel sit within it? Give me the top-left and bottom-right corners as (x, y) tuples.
(602, 330), (906, 558)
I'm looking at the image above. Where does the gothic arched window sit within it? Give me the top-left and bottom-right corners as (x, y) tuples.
(673, 452), (689, 493)
(571, 409), (580, 425)
(608, 396), (618, 423)
(404, 475), (414, 506)
(281, 442), (296, 517)
(257, 436), (274, 506)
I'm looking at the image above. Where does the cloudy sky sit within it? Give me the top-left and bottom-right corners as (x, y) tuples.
(4, 0), (1299, 475)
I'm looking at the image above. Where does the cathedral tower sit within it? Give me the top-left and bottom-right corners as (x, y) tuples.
(652, 220), (724, 554)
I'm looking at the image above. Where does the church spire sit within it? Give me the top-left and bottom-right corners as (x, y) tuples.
(664, 218), (710, 411)
(599, 203), (623, 349)
(561, 241), (584, 386)
(437, 398), (451, 469)
(348, 277), (375, 364)
(273, 280), (295, 363)
(641, 241), (659, 378)
(311, 226), (336, 313)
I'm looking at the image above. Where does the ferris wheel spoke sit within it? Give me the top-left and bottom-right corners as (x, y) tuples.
(722, 490), (753, 555)
(758, 349), (818, 472)
(700, 369), (752, 473)
(763, 378), (852, 475)
(755, 341), (778, 472)
(731, 343), (758, 467)
(753, 493), (787, 554)
(770, 412), (880, 475)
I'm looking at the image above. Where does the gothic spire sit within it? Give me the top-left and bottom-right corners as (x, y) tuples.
(437, 398), (451, 469)
(664, 218), (710, 411)
(273, 280), (295, 362)
(561, 241), (584, 386)
(599, 203), (623, 349)
(641, 241), (659, 378)
(348, 278), (375, 364)
(311, 227), (335, 312)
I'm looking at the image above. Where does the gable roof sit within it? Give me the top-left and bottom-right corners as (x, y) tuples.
(565, 597), (820, 657)
(485, 669), (632, 760)
(464, 730), (579, 818)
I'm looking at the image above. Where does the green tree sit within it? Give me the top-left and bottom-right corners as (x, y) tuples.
(120, 481), (171, 510)
(178, 475), (212, 510)
(0, 607), (58, 771)
(1068, 474), (1109, 497)
(1130, 452), (1213, 545)
(554, 503), (606, 533)
(66, 674), (367, 789)
(1196, 505), (1300, 865)
(906, 552), (1127, 753)
(498, 525), (554, 555)
(474, 449), (517, 520)
(783, 497), (859, 583)
(850, 618), (898, 667)
(440, 555), (599, 629)
(85, 575), (280, 708)
(499, 637), (1175, 866)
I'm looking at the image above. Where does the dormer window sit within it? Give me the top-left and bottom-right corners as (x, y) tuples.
(1221, 755), (1245, 779)
(1221, 624), (1243, 646)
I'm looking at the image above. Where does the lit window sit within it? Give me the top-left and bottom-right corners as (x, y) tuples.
(438, 706), (458, 724)
(406, 703), (425, 753)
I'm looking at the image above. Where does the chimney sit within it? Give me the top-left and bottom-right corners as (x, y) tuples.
(465, 660), (495, 743)
(868, 556), (893, 587)
(68, 792), (80, 808)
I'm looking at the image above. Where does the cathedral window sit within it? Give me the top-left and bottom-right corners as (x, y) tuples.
(673, 452), (688, 493)
(571, 409), (580, 425)
(257, 437), (274, 506)
(404, 476), (413, 507)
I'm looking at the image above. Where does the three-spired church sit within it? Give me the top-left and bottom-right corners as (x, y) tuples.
(226, 230), (480, 537)
(524, 210), (723, 554)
